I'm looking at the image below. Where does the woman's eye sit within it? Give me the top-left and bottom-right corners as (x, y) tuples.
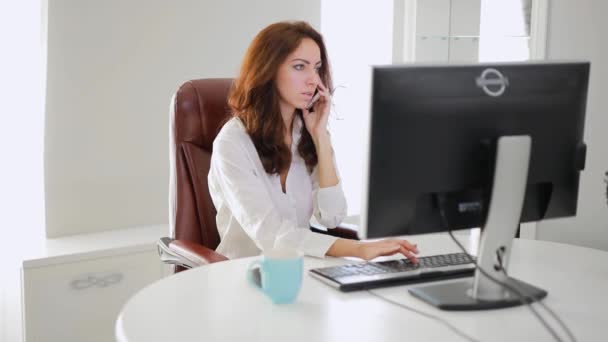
(315, 67), (321, 73)
(294, 64), (304, 70)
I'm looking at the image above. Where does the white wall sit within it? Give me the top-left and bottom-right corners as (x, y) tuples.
(44, 0), (321, 237)
(536, 0), (608, 250)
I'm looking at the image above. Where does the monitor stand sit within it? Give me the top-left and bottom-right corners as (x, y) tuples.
(409, 135), (547, 310)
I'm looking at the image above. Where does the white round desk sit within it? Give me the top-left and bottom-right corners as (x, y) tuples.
(116, 233), (608, 342)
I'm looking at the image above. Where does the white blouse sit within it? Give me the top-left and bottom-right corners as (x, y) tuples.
(208, 116), (347, 259)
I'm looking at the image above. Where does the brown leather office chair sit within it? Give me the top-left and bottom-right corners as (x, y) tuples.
(158, 78), (358, 272)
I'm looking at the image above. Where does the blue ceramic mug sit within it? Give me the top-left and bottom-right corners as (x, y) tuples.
(248, 248), (303, 304)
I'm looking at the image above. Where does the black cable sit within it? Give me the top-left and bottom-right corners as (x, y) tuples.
(446, 229), (567, 342)
(435, 194), (573, 341)
(367, 289), (480, 342)
(497, 253), (577, 342)
(604, 171), (608, 207)
(437, 197), (576, 342)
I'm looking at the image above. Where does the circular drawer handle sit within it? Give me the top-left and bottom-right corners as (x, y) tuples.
(70, 273), (124, 290)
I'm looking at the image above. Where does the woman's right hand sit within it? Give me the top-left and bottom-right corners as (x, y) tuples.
(356, 239), (419, 263)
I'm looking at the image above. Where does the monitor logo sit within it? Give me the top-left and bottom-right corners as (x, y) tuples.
(476, 68), (509, 97)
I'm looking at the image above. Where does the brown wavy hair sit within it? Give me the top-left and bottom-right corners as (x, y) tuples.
(228, 21), (333, 174)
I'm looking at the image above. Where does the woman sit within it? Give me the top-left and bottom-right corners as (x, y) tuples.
(208, 21), (419, 261)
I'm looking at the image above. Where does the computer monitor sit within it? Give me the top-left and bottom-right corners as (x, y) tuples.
(360, 61), (590, 310)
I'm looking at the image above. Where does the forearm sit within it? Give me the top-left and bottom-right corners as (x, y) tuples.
(326, 238), (361, 258)
(313, 132), (339, 188)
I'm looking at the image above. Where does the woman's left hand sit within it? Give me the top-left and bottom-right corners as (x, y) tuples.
(302, 82), (331, 141)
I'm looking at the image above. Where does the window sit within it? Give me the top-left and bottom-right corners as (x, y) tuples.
(0, 1), (46, 256)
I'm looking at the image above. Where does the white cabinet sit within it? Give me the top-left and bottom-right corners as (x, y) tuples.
(411, 0), (538, 63)
(415, 36), (449, 62)
(414, 0), (481, 63)
(449, 37), (480, 62)
(449, 0), (481, 37)
(21, 225), (168, 342)
(416, 0), (451, 36)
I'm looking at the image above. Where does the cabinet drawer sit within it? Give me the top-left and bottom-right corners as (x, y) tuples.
(23, 249), (163, 342)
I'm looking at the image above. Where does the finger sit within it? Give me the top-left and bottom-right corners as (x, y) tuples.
(373, 245), (400, 259)
(315, 84), (330, 98)
(321, 87), (331, 98)
(315, 91), (329, 105)
(399, 246), (419, 263)
(311, 98), (328, 117)
(398, 240), (419, 254)
(316, 91), (331, 113)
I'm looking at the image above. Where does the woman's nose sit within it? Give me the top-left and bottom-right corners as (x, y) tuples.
(307, 72), (320, 86)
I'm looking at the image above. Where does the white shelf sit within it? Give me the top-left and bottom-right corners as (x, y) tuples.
(22, 224), (167, 269)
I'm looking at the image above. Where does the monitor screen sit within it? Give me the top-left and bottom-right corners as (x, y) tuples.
(360, 61), (589, 239)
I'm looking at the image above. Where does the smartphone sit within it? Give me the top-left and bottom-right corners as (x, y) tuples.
(306, 89), (321, 110)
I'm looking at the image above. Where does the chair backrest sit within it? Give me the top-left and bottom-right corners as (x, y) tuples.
(169, 78), (233, 250)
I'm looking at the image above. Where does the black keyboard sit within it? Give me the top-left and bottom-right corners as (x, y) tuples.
(309, 252), (476, 291)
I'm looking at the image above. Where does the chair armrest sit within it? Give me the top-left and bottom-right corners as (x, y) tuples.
(157, 237), (228, 269)
(310, 224), (359, 240)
